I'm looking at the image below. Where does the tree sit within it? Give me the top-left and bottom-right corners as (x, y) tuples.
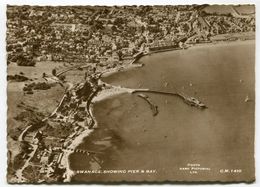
(111, 25), (117, 32)
(200, 10), (208, 17)
(114, 17), (125, 26)
(16, 54), (36, 66)
(117, 50), (123, 61)
(92, 20), (104, 30)
(52, 69), (57, 76)
(58, 74), (66, 81)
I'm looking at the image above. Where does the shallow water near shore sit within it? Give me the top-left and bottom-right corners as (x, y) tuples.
(69, 41), (255, 182)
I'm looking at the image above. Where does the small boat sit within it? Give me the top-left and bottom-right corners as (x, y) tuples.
(245, 95), (250, 102)
(184, 97), (207, 109)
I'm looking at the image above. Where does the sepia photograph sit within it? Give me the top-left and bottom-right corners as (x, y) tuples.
(5, 1), (256, 184)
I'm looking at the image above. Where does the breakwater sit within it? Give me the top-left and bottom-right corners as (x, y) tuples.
(137, 94), (159, 116)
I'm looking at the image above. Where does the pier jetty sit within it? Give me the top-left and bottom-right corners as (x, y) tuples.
(133, 89), (207, 109)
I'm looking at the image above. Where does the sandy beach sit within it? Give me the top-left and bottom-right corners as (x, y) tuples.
(61, 62), (145, 182)
(61, 128), (94, 182)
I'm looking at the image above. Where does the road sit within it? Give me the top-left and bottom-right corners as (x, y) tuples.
(18, 124), (32, 142)
(15, 144), (38, 182)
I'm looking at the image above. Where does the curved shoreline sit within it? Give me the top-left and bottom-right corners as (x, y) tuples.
(61, 62), (146, 182)
(63, 38), (254, 182)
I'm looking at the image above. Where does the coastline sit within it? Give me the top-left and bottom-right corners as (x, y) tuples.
(62, 128), (94, 182)
(147, 38), (255, 56)
(60, 61), (145, 182)
(6, 4), (256, 183)
(62, 37), (255, 182)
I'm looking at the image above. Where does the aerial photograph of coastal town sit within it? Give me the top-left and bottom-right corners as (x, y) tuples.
(6, 4), (255, 183)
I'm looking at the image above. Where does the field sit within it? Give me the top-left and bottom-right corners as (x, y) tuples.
(203, 5), (254, 16)
(234, 5), (255, 15)
(203, 5), (234, 15)
(7, 61), (66, 179)
(8, 61), (64, 81)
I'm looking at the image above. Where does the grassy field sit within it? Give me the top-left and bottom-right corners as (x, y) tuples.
(8, 61), (65, 80)
(234, 5), (255, 15)
(203, 5), (234, 15)
(203, 5), (254, 15)
(7, 61), (67, 177)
